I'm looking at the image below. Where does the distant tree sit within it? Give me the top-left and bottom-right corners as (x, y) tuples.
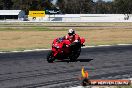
(57, 0), (93, 14)
(1, 0), (13, 10)
(94, 0), (114, 14)
(0, 0), (4, 9)
(106, 2), (116, 13)
(30, 0), (55, 10)
(12, 0), (21, 9)
(114, 0), (132, 14)
(79, 0), (94, 13)
(1, 0), (132, 14)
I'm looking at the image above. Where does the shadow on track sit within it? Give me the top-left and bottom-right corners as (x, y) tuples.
(77, 59), (93, 62)
(55, 59), (93, 63)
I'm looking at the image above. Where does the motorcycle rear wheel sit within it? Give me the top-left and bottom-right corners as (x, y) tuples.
(47, 51), (55, 63)
(70, 48), (81, 62)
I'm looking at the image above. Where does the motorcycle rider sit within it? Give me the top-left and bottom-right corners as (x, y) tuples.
(47, 29), (85, 62)
(53, 29), (81, 49)
(65, 29), (81, 49)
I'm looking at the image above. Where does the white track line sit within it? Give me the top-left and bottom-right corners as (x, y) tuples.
(117, 44), (132, 46)
(83, 44), (132, 48)
(0, 44), (132, 53)
(0, 49), (50, 53)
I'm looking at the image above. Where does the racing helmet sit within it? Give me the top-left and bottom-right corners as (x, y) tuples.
(68, 29), (75, 36)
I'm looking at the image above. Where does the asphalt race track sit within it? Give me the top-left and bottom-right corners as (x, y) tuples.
(0, 45), (132, 88)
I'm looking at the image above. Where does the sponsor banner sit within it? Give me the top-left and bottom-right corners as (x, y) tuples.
(81, 66), (131, 86)
(28, 11), (45, 17)
(85, 79), (131, 86)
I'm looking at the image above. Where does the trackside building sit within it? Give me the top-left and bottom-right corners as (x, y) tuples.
(0, 10), (25, 21)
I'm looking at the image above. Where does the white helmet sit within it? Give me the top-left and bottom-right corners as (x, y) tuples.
(68, 29), (75, 35)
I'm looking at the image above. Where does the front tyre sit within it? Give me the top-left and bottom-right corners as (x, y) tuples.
(47, 51), (55, 63)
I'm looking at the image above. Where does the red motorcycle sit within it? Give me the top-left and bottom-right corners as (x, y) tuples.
(47, 37), (85, 63)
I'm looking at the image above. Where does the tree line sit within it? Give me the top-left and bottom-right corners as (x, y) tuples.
(0, 0), (132, 14)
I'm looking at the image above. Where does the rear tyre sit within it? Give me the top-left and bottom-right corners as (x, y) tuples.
(47, 51), (55, 63)
(74, 48), (81, 59)
(70, 48), (81, 62)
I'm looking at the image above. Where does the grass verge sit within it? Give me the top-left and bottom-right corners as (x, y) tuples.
(0, 27), (132, 51)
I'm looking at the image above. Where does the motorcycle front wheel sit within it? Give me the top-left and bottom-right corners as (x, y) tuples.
(47, 51), (55, 63)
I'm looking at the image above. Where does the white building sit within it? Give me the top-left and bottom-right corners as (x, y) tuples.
(44, 14), (132, 22)
(0, 10), (25, 21)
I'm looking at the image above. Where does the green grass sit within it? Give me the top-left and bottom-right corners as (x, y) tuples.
(0, 22), (132, 26)
(0, 22), (132, 51)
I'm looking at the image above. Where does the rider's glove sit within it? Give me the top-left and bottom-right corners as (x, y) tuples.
(74, 40), (79, 42)
(66, 45), (69, 47)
